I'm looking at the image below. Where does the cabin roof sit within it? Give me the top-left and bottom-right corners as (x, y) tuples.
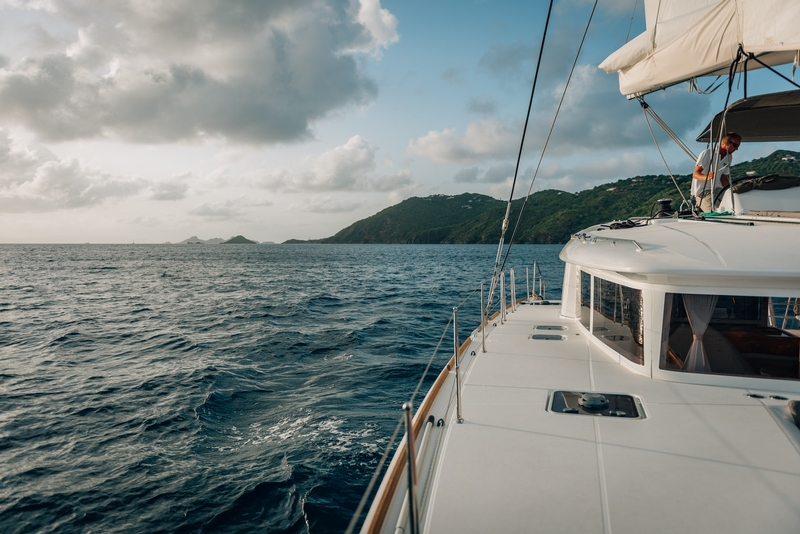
(560, 218), (800, 282)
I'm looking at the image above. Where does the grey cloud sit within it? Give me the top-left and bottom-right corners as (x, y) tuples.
(149, 176), (190, 201)
(454, 167), (480, 183)
(367, 169), (414, 191)
(0, 0), (397, 143)
(484, 162), (515, 183)
(187, 201), (241, 220)
(524, 66), (709, 155)
(442, 67), (466, 86)
(292, 196), (362, 213)
(413, 66), (708, 166)
(453, 163), (513, 184)
(466, 95), (496, 115)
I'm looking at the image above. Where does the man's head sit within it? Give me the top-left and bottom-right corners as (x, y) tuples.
(721, 132), (742, 155)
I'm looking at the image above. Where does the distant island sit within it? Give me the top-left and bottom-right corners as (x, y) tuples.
(177, 235), (259, 244)
(284, 149), (800, 245)
(222, 235), (258, 244)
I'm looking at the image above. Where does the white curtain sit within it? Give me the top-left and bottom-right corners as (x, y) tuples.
(660, 294), (674, 368)
(682, 294), (719, 372)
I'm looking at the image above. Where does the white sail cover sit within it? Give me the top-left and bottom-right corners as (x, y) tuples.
(600, 0), (800, 98)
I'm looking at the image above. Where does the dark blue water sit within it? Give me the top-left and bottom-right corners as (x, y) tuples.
(0, 244), (564, 533)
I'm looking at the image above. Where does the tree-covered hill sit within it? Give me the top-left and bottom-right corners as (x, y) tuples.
(285, 150), (800, 245)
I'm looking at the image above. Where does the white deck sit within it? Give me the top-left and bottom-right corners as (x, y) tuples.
(422, 302), (800, 533)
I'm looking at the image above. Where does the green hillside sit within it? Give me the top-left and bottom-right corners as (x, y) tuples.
(285, 150), (800, 245)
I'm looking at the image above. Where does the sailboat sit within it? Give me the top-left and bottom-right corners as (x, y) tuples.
(354, 1), (800, 532)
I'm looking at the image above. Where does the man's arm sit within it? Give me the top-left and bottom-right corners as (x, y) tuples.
(693, 165), (714, 181)
(720, 174), (729, 188)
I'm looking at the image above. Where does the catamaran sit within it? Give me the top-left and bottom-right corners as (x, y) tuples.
(352, 1), (800, 532)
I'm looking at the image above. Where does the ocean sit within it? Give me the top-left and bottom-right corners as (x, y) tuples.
(0, 243), (564, 533)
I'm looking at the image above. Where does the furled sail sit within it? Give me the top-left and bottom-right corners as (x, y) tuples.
(600, 0), (800, 98)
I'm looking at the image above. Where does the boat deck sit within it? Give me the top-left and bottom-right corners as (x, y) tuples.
(423, 302), (800, 533)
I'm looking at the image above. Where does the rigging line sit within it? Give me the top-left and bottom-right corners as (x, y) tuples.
(625, 0), (638, 44)
(700, 47), (742, 208)
(641, 104), (689, 205)
(639, 99), (696, 162)
(746, 53), (800, 90)
(485, 0), (554, 316)
(500, 0), (598, 273)
(343, 414), (405, 534)
(409, 314), (453, 407)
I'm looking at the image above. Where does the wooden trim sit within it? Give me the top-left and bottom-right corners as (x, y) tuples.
(366, 336), (473, 532)
(366, 354), (454, 533)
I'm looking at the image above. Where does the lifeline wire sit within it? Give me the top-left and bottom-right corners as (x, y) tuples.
(500, 0), (598, 272)
(345, 283), (482, 532)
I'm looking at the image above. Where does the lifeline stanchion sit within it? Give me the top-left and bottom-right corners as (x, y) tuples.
(453, 307), (464, 424)
(403, 403), (420, 534)
(480, 282), (486, 353)
(526, 267), (530, 300)
(500, 272), (506, 323)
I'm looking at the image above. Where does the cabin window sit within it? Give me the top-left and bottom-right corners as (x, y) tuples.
(579, 270), (591, 330)
(592, 277), (644, 365)
(661, 294), (800, 380)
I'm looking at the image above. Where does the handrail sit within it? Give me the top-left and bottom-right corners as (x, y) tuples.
(573, 232), (643, 251)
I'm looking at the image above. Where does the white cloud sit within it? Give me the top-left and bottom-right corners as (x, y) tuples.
(0, 129), (146, 211)
(0, 0), (399, 143)
(256, 135), (413, 193)
(407, 118), (519, 164)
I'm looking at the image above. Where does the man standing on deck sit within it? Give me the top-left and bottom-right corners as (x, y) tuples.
(692, 132), (741, 212)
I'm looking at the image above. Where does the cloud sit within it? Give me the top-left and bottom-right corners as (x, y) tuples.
(0, 129), (146, 211)
(148, 173), (190, 201)
(408, 64), (708, 167)
(466, 95), (497, 115)
(291, 196), (361, 213)
(257, 134), (414, 192)
(453, 162), (514, 184)
(187, 200), (243, 220)
(369, 169), (415, 192)
(442, 67), (466, 86)
(0, 0), (399, 143)
(406, 118), (519, 164)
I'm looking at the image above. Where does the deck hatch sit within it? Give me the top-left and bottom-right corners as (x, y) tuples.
(549, 391), (644, 419)
(529, 334), (566, 341)
(535, 325), (567, 331)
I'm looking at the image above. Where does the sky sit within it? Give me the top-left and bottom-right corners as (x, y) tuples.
(0, 0), (796, 244)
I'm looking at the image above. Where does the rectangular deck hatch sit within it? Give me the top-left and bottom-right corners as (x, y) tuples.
(549, 391), (644, 419)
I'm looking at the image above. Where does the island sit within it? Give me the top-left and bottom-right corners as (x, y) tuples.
(221, 235), (258, 244)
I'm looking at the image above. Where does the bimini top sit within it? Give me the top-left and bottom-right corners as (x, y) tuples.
(560, 217), (800, 283)
(697, 90), (800, 143)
